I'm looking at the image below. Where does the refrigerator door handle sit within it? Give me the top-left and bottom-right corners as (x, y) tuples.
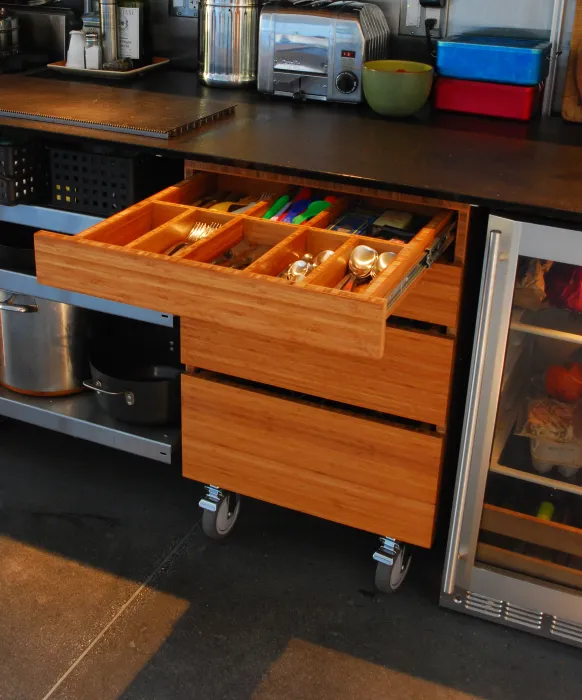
(443, 229), (504, 595)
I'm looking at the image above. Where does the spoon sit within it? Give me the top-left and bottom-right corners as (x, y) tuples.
(292, 200), (332, 225)
(312, 249), (335, 267)
(342, 245), (378, 291)
(372, 251), (397, 278)
(287, 259), (313, 282)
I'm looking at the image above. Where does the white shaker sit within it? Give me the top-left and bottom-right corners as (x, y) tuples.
(66, 30), (86, 68)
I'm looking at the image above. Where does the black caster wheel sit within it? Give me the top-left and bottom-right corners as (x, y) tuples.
(374, 544), (412, 593)
(201, 492), (241, 540)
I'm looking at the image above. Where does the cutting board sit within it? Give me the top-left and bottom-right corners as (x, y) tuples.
(0, 75), (236, 139)
(562, 0), (582, 121)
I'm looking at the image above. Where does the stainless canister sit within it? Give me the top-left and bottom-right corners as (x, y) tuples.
(198, 0), (260, 87)
(0, 8), (19, 55)
(0, 292), (87, 396)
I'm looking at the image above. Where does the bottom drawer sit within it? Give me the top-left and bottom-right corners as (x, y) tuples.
(182, 373), (444, 547)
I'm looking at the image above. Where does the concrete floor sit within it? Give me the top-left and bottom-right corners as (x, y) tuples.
(1, 419), (581, 700)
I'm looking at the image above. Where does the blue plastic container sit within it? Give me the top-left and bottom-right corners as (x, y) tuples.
(436, 36), (551, 86)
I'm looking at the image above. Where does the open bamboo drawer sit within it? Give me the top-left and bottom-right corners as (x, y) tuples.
(34, 171), (459, 359)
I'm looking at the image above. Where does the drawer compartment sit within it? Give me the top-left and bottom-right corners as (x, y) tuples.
(35, 172), (459, 359)
(181, 320), (454, 425)
(182, 373), (444, 546)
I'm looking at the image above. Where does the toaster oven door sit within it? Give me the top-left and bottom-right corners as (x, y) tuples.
(272, 16), (332, 76)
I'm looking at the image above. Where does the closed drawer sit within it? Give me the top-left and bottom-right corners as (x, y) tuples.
(182, 373), (444, 547)
(35, 170), (466, 360)
(182, 320), (454, 426)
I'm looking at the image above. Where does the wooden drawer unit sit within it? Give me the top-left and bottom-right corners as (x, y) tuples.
(182, 320), (454, 426)
(35, 170), (467, 360)
(182, 373), (444, 547)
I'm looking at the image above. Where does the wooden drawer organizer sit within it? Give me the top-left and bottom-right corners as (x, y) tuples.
(35, 171), (458, 360)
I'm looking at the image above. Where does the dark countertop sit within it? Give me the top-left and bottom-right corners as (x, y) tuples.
(2, 70), (582, 220)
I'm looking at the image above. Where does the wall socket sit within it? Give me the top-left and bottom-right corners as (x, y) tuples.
(399, 0), (448, 37)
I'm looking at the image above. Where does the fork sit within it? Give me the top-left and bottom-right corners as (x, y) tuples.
(231, 192), (276, 214)
(163, 221), (222, 256)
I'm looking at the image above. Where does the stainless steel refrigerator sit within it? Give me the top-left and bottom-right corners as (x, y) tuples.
(441, 214), (582, 648)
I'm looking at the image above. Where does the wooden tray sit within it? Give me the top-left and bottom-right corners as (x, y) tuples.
(47, 57), (170, 80)
(34, 171), (457, 360)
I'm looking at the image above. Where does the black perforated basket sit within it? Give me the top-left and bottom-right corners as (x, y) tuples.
(49, 147), (182, 217)
(0, 140), (46, 205)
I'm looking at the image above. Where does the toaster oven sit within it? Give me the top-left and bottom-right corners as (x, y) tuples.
(257, 0), (390, 103)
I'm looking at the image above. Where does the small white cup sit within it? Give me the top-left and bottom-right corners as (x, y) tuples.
(66, 30), (86, 69)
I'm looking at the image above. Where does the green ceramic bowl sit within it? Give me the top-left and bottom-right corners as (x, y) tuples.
(362, 60), (434, 117)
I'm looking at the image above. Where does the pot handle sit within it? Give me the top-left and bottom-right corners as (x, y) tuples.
(0, 299), (38, 313)
(82, 379), (135, 406)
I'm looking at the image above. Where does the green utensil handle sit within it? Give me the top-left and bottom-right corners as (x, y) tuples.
(263, 195), (290, 219)
(292, 200), (332, 225)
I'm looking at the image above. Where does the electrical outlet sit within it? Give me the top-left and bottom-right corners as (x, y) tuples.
(170, 0), (198, 18)
(398, 0), (447, 37)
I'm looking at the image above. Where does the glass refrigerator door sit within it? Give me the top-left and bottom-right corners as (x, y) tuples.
(442, 215), (582, 645)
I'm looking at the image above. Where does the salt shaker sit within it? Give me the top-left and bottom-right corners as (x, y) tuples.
(85, 32), (102, 69)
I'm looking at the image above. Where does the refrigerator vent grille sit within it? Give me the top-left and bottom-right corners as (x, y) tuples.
(551, 618), (582, 643)
(465, 592), (503, 618)
(504, 603), (543, 630)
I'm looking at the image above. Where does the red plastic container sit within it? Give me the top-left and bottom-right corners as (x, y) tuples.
(434, 77), (541, 121)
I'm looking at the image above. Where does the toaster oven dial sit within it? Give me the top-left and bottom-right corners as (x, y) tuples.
(335, 71), (358, 95)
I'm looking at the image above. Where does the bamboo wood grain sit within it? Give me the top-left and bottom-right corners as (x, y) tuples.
(397, 263), (461, 328)
(562, 0), (582, 122)
(477, 543), (582, 591)
(181, 374), (443, 546)
(35, 231), (388, 359)
(181, 319), (454, 425)
(184, 160), (471, 262)
(364, 211), (454, 300)
(481, 504), (582, 558)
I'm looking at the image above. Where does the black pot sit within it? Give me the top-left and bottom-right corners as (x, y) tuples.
(85, 355), (182, 426)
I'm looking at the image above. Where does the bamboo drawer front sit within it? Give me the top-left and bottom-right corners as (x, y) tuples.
(182, 320), (454, 426)
(35, 171), (465, 360)
(182, 373), (444, 547)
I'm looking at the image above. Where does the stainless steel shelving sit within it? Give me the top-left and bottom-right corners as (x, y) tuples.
(0, 204), (179, 461)
(0, 387), (180, 463)
(0, 204), (102, 234)
(0, 268), (174, 326)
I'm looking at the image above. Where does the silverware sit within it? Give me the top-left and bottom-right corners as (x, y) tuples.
(232, 192), (276, 214)
(372, 251), (397, 278)
(339, 245), (378, 291)
(287, 259), (313, 282)
(163, 221), (222, 256)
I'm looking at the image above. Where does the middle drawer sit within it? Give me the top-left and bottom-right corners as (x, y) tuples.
(182, 319), (454, 426)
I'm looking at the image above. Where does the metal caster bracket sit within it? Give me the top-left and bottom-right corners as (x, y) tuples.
(373, 536), (401, 567)
(199, 484), (224, 513)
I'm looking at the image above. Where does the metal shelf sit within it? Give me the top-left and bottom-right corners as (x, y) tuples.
(490, 463), (582, 497)
(0, 204), (102, 234)
(0, 268), (174, 326)
(511, 308), (582, 346)
(0, 386), (180, 463)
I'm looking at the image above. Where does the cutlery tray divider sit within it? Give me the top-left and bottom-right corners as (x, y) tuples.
(125, 208), (240, 255)
(81, 201), (191, 246)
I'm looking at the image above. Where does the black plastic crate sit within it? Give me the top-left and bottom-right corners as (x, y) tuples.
(0, 140), (46, 205)
(49, 147), (183, 217)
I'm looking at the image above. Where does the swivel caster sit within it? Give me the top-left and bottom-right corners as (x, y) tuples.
(373, 537), (412, 593)
(199, 485), (241, 540)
